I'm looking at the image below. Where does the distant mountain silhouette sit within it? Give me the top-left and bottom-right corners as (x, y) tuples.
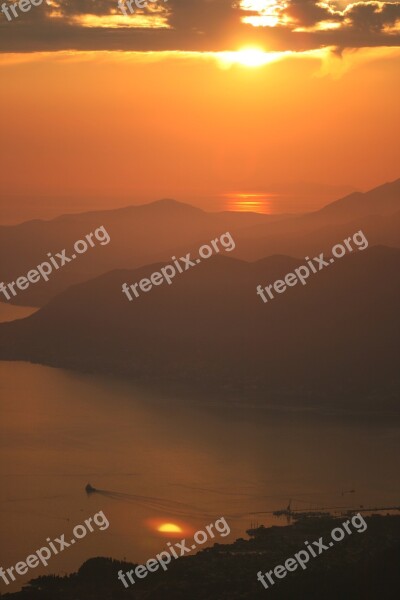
(0, 179), (398, 307)
(234, 179), (400, 260)
(0, 198), (276, 307)
(0, 246), (398, 411)
(316, 179), (400, 219)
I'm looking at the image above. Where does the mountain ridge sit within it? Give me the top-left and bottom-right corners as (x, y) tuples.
(1, 245), (398, 411)
(0, 178), (398, 307)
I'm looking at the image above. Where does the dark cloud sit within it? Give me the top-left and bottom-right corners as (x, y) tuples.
(344, 1), (400, 31)
(58, 1), (115, 15)
(283, 0), (337, 26)
(0, 0), (399, 53)
(166, 0), (238, 29)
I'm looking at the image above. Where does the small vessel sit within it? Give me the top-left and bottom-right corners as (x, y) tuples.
(85, 483), (96, 495)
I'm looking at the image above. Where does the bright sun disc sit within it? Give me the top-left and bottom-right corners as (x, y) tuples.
(236, 48), (269, 67)
(157, 523), (183, 533)
(219, 47), (281, 68)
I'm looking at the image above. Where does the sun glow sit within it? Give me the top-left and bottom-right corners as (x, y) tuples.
(220, 47), (281, 68)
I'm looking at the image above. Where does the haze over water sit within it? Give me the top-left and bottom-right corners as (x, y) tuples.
(1, 308), (399, 591)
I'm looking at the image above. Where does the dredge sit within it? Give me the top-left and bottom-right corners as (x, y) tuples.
(271, 499), (400, 521)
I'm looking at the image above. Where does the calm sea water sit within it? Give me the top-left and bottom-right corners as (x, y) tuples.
(0, 306), (399, 591)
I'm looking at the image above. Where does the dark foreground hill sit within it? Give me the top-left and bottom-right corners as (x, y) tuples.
(0, 246), (398, 412)
(3, 515), (400, 600)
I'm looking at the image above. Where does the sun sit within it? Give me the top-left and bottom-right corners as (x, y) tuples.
(219, 47), (281, 68)
(235, 48), (270, 67)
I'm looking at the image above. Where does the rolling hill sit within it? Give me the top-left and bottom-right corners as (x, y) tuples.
(0, 246), (398, 411)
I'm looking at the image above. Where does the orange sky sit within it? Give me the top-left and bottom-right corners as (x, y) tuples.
(0, 0), (399, 222)
(0, 48), (400, 223)
(1, 47), (399, 221)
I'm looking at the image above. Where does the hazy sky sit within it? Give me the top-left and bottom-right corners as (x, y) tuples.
(0, 1), (399, 221)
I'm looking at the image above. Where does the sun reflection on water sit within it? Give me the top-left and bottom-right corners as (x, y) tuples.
(223, 193), (277, 214)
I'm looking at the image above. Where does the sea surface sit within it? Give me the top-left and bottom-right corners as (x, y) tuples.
(0, 305), (399, 591)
